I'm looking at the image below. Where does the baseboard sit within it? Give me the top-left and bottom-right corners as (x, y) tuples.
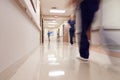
(0, 45), (40, 80)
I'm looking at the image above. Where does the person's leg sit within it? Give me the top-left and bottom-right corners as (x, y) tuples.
(80, 29), (90, 59)
(79, 5), (95, 59)
(72, 29), (75, 43)
(71, 29), (75, 44)
(69, 30), (73, 45)
(48, 36), (50, 42)
(49, 37), (50, 42)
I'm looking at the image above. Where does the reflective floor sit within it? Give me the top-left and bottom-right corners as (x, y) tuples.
(10, 41), (120, 80)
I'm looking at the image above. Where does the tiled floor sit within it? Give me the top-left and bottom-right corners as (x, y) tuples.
(10, 41), (120, 80)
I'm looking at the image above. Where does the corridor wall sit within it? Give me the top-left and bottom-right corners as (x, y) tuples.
(101, 0), (120, 52)
(0, 0), (40, 74)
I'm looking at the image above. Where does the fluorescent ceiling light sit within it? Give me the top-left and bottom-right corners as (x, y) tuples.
(52, 20), (56, 23)
(48, 23), (57, 25)
(48, 57), (57, 61)
(50, 9), (66, 13)
(48, 26), (55, 28)
(49, 62), (60, 65)
(48, 55), (55, 58)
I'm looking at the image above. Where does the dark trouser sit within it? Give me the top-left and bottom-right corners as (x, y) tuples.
(69, 28), (75, 45)
(79, 2), (99, 59)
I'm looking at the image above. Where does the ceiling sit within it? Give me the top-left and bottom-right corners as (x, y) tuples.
(40, 0), (75, 29)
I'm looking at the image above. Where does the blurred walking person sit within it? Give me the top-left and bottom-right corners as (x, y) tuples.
(68, 0), (101, 60)
(48, 31), (51, 42)
(68, 14), (75, 45)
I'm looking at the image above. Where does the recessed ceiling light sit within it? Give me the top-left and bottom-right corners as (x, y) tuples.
(48, 57), (57, 62)
(48, 26), (55, 28)
(49, 62), (60, 65)
(52, 20), (56, 22)
(48, 23), (57, 25)
(48, 55), (55, 58)
(50, 9), (66, 13)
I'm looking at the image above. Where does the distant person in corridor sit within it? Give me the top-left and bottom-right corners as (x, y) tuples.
(68, 14), (75, 45)
(48, 31), (51, 42)
(68, 0), (101, 60)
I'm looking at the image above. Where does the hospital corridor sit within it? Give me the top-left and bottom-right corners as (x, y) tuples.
(0, 0), (120, 80)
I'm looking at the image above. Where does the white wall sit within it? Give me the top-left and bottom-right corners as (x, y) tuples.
(0, 0), (40, 72)
(101, 0), (120, 52)
(90, 0), (120, 52)
(102, 0), (120, 28)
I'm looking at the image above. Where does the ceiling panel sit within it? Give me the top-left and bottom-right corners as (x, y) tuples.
(40, 0), (75, 29)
